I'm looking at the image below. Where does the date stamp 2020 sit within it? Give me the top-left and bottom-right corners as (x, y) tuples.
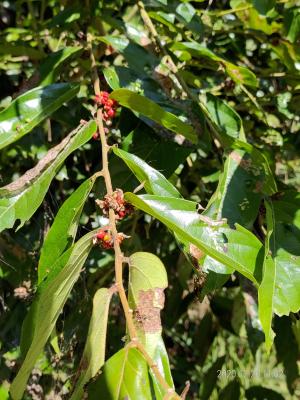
(217, 368), (285, 380)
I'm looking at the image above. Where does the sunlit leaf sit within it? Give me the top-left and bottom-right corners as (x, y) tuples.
(125, 194), (264, 284)
(0, 83), (79, 149)
(129, 252), (174, 398)
(71, 288), (113, 400)
(38, 175), (97, 283)
(113, 147), (181, 198)
(0, 120), (96, 232)
(88, 347), (152, 399)
(10, 230), (96, 400)
(258, 200), (276, 352)
(110, 89), (198, 143)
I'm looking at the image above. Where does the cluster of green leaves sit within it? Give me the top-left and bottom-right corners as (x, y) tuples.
(1, 0), (300, 399)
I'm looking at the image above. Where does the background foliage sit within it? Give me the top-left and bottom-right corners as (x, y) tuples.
(1, 0), (300, 398)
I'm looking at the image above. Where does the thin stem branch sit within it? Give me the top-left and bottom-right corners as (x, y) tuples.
(87, 33), (136, 339)
(87, 32), (182, 399)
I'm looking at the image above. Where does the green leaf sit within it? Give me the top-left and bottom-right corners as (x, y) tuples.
(128, 252), (174, 398)
(103, 67), (121, 90)
(274, 316), (299, 394)
(110, 89), (198, 143)
(87, 347), (152, 399)
(252, 0), (275, 15)
(113, 147), (181, 197)
(10, 230), (96, 400)
(258, 200), (276, 352)
(284, 8), (300, 43)
(0, 120), (96, 233)
(0, 83), (79, 149)
(39, 47), (83, 86)
(99, 36), (158, 73)
(172, 42), (258, 87)
(125, 194), (264, 284)
(71, 288), (113, 400)
(205, 94), (245, 141)
(199, 356), (225, 400)
(269, 219), (300, 317)
(205, 148), (265, 228)
(46, 6), (82, 28)
(38, 176), (97, 283)
(245, 386), (285, 400)
(219, 379), (240, 400)
(0, 43), (44, 60)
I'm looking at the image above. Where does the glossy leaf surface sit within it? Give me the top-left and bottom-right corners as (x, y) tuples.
(71, 288), (113, 400)
(129, 252), (173, 398)
(88, 347), (152, 399)
(10, 230), (96, 400)
(110, 89), (198, 143)
(38, 176), (97, 283)
(113, 147), (181, 198)
(0, 120), (96, 233)
(172, 42), (258, 87)
(258, 200), (276, 351)
(125, 194), (264, 284)
(0, 83), (79, 149)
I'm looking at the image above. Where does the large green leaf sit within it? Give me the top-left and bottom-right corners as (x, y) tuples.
(38, 176), (97, 283)
(113, 147), (181, 198)
(110, 89), (198, 143)
(71, 288), (113, 400)
(0, 83), (79, 149)
(171, 42), (258, 87)
(87, 347), (152, 399)
(128, 252), (174, 398)
(199, 356), (225, 399)
(10, 229), (96, 400)
(205, 148), (265, 229)
(284, 8), (300, 43)
(252, 0), (275, 15)
(39, 47), (83, 86)
(258, 200), (276, 352)
(125, 194), (264, 284)
(205, 94), (246, 141)
(268, 201), (300, 316)
(0, 120), (96, 233)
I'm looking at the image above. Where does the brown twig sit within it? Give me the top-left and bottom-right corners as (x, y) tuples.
(87, 33), (180, 399)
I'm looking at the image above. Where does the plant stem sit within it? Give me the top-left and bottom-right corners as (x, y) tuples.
(87, 33), (136, 340)
(87, 33), (181, 398)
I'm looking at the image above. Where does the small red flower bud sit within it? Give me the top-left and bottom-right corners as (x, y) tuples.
(107, 108), (116, 118)
(96, 230), (105, 239)
(118, 210), (126, 219)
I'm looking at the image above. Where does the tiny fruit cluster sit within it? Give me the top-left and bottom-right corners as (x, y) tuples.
(96, 189), (133, 220)
(94, 189), (133, 249)
(93, 228), (127, 249)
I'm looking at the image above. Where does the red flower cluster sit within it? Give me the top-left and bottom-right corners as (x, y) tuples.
(96, 189), (133, 220)
(93, 228), (127, 249)
(94, 91), (118, 125)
